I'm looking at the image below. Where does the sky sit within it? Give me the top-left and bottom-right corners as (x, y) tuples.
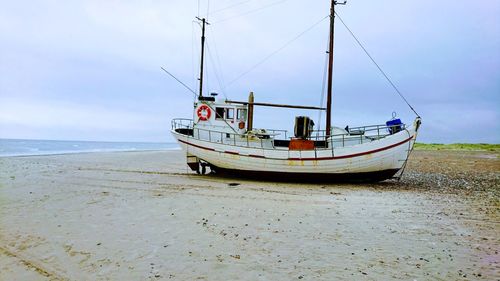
(0, 0), (499, 143)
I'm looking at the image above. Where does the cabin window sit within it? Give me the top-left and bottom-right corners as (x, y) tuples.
(226, 108), (234, 120)
(215, 107), (225, 119)
(237, 109), (247, 120)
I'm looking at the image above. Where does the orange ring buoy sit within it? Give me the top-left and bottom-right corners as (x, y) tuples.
(197, 104), (211, 121)
(238, 121), (245, 129)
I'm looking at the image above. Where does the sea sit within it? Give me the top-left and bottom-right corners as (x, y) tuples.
(0, 139), (180, 157)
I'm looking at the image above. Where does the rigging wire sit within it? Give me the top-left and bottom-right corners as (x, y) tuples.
(335, 12), (420, 117)
(224, 15), (329, 90)
(204, 57), (210, 98)
(316, 37), (330, 136)
(206, 0), (210, 20)
(191, 21), (199, 92)
(209, 36), (229, 98)
(209, 0), (254, 15)
(209, 28), (228, 95)
(161, 67), (197, 97)
(213, 0), (290, 25)
(206, 41), (229, 99)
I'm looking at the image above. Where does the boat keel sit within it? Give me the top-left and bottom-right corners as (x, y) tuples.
(209, 166), (400, 183)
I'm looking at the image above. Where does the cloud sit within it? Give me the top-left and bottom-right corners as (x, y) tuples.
(0, 0), (499, 143)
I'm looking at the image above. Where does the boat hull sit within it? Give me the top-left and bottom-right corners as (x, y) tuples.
(171, 124), (418, 182)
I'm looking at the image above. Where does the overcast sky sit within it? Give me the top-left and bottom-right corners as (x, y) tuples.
(0, 0), (499, 143)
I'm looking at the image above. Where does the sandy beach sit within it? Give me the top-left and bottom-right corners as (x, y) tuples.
(0, 150), (498, 280)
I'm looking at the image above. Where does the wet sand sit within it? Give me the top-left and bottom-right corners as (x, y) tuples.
(0, 150), (498, 280)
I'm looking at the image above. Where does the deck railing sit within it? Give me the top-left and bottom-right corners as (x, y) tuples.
(171, 118), (406, 151)
(310, 123), (407, 148)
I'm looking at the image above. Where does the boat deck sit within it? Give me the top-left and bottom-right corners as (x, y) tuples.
(172, 118), (406, 151)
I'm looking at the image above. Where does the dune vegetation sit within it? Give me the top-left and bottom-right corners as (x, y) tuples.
(414, 143), (500, 151)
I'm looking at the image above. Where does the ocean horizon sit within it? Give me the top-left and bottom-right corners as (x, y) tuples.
(0, 138), (180, 157)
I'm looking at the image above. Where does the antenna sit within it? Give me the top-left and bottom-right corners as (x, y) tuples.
(196, 17), (210, 99)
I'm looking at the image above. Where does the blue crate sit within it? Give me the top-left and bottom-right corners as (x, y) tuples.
(386, 118), (402, 134)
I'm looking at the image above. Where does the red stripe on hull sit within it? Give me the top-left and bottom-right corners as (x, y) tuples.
(249, 154), (265, 158)
(178, 139), (215, 151)
(176, 135), (413, 161)
(288, 136), (413, 161)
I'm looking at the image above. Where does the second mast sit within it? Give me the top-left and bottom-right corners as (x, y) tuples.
(196, 17), (210, 99)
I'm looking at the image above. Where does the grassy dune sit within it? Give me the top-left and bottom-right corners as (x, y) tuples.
(414, 143), (500, 151)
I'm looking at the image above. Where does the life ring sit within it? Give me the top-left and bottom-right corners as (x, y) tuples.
(238, 121), (245, 129)
(197, 104), (211, 121)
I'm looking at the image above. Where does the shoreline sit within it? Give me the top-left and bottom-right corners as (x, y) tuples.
(0, 148), (181, 158)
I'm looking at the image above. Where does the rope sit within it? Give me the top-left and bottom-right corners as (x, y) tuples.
(209, 0), (254, 15)
(206, 41), (229, 99)
(212, 0), (290, 25)
(224, 15), (329, 90)
(207, 28), (229, 99)
(316, 38), (330, 136)
(212, 33), (227, 94)
(191, 21), (199, 91)
(204, 53), (209, 97)
(395, 128), (416, 180)
(161, 67), (197, 97)
(335, 12), (420, 117)
(206, 0), (210, 20)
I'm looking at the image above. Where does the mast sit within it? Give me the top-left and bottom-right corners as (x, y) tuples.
(326, 0), (346, 137)
(196, 17), (209, 99)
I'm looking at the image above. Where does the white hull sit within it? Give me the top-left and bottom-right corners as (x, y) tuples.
(171, 123), (419, 181)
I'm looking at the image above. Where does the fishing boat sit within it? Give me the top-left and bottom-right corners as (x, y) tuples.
(170, 1), (421, 182)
